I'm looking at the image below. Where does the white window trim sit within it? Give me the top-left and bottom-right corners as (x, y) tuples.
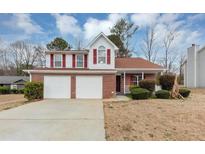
(76, 54), (84, 68)
(97, 46), (107, 64)
(54, 54), (62, 68)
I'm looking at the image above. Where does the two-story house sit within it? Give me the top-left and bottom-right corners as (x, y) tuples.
(24, 32), (165, 99)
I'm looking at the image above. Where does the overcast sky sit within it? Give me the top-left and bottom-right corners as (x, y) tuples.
(0, 13), (205, 58)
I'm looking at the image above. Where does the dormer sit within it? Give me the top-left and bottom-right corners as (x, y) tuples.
(87, 32), (119, 69)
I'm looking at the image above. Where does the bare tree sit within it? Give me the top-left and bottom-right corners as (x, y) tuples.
(0, 39), (12, 75)
(9, 41), (45, 75)
(35, 45), (46, 67)
(162, 27), (179, 72)
(178, 53), (186, 84)
(140, 25), (158, 63)
(9, 41), (25, 74)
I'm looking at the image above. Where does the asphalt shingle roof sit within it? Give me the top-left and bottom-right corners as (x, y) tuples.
(115, 58), (164, 69)
(0, 76), (29, 84)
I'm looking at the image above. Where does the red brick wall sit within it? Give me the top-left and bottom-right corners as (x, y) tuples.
(71, 75), (76, 99)
(31, 73), (44, 82)
(145, 74), (156, 80)
(103, 74), (116, 98)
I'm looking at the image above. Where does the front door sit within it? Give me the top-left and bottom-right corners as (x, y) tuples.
(116, 76), (121, 93)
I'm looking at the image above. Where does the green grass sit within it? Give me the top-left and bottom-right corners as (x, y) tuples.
(125, 93), (132, 99)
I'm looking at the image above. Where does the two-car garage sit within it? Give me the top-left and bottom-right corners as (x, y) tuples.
(44, 75), (103, 99)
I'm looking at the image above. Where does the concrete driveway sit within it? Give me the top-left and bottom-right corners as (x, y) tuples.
(0, 99), (105, 141)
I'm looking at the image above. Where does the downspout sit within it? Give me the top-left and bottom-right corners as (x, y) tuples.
(123, 72), (126, 94)
(28, 71), (32, 82)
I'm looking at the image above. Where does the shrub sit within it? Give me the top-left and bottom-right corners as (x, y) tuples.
(130, 88), (150, 100)
(129, 85), (139, 92)
(24, 82), (43, 100)
(159, 75), (175, 90)
(18, 89), (24, 94)
(155, 90), (170, 99)
(139, 79), (156, 92)
(0, 86), (10, 94)
(11, 89), (18, 94)
(179, 88), (191, 98)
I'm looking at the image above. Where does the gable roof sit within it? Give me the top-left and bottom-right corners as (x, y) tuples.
(115, 58), (165, 70)
(0, 76), (29, 84)
(87, 32), (119, 50)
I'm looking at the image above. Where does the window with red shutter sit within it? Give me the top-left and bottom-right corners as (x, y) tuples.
(72, 54), (75, 68)
(84, 54), (87, 68)
(62, 54), (66, 68)
(107, 49), (111, 64)
(93, 49), (97, 64)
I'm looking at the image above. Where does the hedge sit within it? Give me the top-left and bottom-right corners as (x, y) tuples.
(130, 88), (150, 100)
(24, 82), (43, 100)
(155, 90), (170, 99)
(159, 75), (175, 90)
(0, 86), (10, 94)
(10, 89), (18, 94)
(179, 88), (191, 98)
(129, 85), (139, 92)
(139, 79), (156, 92)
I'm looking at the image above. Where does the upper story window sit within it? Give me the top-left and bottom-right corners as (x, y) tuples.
(98, 46), (106, 64)
(54, 54), (62, 68)
(76, 54), (83, 68)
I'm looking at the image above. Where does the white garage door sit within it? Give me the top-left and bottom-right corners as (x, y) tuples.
(76, 76), (102, 99)
(44, 76), (71, 99)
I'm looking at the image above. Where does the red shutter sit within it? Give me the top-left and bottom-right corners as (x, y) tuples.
(107, 49), (111, 64)
(84, 54), (87, 68)
(50, 54), (54, 68)
(62, 54), (66, 68)
(72, 54), (75, 68)
(93, 49), (97, 64)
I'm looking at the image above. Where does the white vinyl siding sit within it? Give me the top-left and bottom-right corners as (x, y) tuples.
(66, 55), (72, 68)
(46, 54), (50, 67)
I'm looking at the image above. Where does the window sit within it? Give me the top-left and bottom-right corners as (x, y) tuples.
(76, 54), (83, 68)
(54, 54), (62, 68)
(131, 75), (143, 86)
(98, 46), (106, 64)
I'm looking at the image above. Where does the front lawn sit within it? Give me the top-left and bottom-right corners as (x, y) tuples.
(104, 88), (205, 140)
(0, 94), (28, 111)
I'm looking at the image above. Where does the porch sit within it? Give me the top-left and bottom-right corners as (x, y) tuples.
(116, 70), (163, 94)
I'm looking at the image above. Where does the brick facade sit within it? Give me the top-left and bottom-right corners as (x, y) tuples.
(31, 73), (44, 82)
(71, 75), (76, 99)
(31, 73), (116, 99)
(103, 74), (116, 98)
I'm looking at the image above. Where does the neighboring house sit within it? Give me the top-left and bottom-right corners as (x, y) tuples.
(24, 32), (165, 99)
(0, 76), (29, 89)
(183, 44), (205, 88)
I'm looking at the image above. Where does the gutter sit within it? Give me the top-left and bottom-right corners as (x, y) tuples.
(116, 68), (166, 71)
(23, 69), (117, 74)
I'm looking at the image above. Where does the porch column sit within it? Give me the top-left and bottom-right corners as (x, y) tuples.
(142, 72), (144, 80)
(29, 72), (32, 82)
(124, 72), (126, 94)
